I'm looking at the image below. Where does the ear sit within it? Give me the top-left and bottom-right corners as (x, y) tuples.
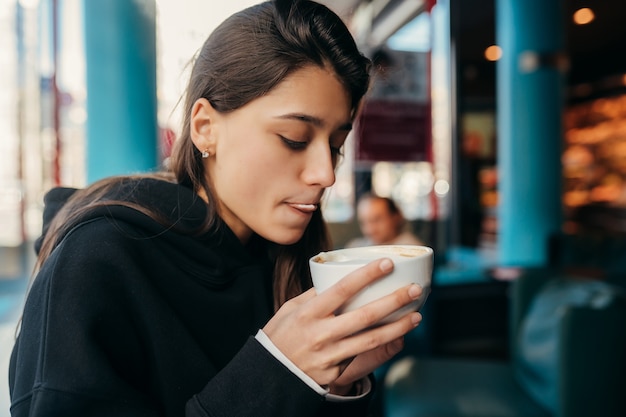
(190, 98), (218, 154)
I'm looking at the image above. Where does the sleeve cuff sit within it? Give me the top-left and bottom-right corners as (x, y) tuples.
(254, 329), (372, 402)
(325, 377), (371, 402)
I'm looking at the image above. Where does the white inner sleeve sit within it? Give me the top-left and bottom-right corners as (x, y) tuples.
(254, 329), (371, 401)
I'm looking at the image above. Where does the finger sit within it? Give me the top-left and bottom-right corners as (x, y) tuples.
(333, 309), (421, 363)
(335, 338), (405, 386)
(308, 258), (394, 316)
(337, 356), (355, 375)
(335, 283), (423, 335)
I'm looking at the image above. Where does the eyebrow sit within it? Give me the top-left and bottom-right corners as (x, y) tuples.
(275, 113), (353, 131)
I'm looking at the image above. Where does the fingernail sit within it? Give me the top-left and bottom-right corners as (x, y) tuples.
(411, 312), (422, 326)
(408, 284), (422, 299)
(380, 258), (393, 272)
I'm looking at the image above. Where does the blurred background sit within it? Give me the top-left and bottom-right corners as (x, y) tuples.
(2, 0), (626, 416)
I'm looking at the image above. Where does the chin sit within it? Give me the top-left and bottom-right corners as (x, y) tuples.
(274, 235), (305, 246)
(263, 229), (306, 246)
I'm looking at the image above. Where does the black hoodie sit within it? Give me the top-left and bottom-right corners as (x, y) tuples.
(9, 178), (371, 417)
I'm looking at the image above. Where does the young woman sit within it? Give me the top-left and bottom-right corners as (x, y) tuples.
(9, 1), (423, 416)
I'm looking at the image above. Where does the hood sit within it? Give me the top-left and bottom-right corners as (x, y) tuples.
(34, 177), (271, 289)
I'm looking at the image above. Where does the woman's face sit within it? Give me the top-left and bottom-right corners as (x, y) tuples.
(203, 66), (352, 244)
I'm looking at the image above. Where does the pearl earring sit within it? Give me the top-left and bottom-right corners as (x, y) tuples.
(201, 150), (210, 158)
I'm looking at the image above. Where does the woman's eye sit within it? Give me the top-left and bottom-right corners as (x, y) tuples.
(280, 136), (308, 150)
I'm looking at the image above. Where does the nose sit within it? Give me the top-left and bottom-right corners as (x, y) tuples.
(301, 141), (336, 188)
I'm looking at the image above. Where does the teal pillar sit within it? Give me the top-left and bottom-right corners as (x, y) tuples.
(83, 0), (158, 183)
(496, 0), (565, 266)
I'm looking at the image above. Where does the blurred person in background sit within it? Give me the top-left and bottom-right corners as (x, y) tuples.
(347, 193), (424, 248)
(8, 1), (423, 416)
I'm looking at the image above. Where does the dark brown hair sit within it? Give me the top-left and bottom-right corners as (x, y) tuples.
(358, 192), (403, 216)
(37, 0), (371, 309)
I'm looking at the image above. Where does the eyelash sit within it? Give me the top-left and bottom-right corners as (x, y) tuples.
(280, 136), (344, 157)
(280, 136), (307, 150)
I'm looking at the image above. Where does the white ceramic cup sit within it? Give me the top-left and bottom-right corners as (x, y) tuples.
(309, 245), (433, 325)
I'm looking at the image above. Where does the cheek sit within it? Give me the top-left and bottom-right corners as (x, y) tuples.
(218, 146), (282, 196)
(383, 219), (396, 230)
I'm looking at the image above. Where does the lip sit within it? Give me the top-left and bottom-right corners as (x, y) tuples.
(286, 202), (319, 214)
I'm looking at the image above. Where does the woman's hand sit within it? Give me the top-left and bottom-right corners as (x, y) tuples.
(327, 336), (406, 395)
(262, 258), (423, 390)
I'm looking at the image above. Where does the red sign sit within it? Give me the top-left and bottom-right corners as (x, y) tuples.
(355, 99), (430, 163)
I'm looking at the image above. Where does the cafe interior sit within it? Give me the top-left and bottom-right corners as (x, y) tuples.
(1, 0), (625, 416)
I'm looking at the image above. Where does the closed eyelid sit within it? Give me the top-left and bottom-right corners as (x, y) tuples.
(279, 135), (308, 149)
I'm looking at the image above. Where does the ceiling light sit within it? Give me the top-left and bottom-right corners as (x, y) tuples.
(573, 8), (595, 25)
(484, 45), (502, 61)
